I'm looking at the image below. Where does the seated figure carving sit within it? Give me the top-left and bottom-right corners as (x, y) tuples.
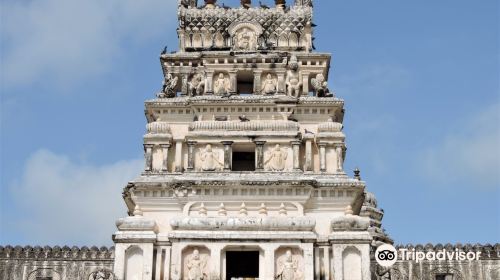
(189, 73), (205, 96)
(158, 73), (178, 98)
(265, 144), (288, 171)
(286, 55), (302, 97)
(199, 144), (222, 171)
(262, 73), (277, 95)
(311, 73), (333, 97)
(213, 73), (231, 96)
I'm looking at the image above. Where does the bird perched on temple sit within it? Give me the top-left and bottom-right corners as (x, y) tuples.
(304, 129), (315, 135)
(161, 45), (168, 55)
(287, 115), (299, 122)
(311, 22), (317, 27)
(259, 1), (270, 9)
(241, 0), (251, 9)
(239, 115), (250, 122)
(222, 3), (230, 9)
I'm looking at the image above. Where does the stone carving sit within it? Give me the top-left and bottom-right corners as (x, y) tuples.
(89, 269), (114, 280)
(184, 248), (209, 280)
(294, 0), (312, 6)
(331, 206), (370, 231)
(189, 73), (205, 96)
(234, 27), (258, 51)
(199, 144), (223, 171)
(311, 73), (332, 97)
(286, 55), (302, 97)
(261, 73), (277, 95)
(213, 73), (231, 95)
(276, 249), (304, 280)
(158, 73), (178, 98)
(265, 144), (288, 171)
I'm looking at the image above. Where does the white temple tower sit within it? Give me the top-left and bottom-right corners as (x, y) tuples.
(112, 1), (390, 279)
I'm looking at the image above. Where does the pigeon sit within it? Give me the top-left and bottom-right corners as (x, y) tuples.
(287, 116), (299, 122)
(311, 22), (317, 27)
(259, 1), (269, 9)
(239, 115), (250, 122)
(215, 116), (228, 122)
(304, 129), (315, 135)
(193, 115), (199, 122)
(312, 42), (316, 50)
(222, 3), (230, 9)
(161, 45), (168, 55)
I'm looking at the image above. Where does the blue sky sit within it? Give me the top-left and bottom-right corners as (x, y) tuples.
(1, 0), (499, 246)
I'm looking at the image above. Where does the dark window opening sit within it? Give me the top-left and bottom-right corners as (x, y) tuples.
(436, 274), (453, 280)
(232, 152), (255, 171)
(226, 251), (259, 279)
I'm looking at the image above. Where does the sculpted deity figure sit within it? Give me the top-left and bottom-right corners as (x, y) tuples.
(199, 144), (222, 171)
(262, 73), (277, 95)
(214, 73), (231, 95)
(186, 249), (205, 280)
(277, 250), (299, 280)
(90, 270), (113, 280)
(189, 73), (205, 96)
(158, 73), (178, 98)
(235, 28), (257, 51)
(311, 73), (332, 97)
(286, 56), (302, 97)
(265, 144), (288, 171)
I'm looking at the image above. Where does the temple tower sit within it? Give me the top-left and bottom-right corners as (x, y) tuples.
(112, 1), (389, 279)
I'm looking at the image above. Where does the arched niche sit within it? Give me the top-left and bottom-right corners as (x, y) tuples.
(274, 246), (304, 280)
(125, 246), (144, 280)
(289, 33), (299, 47)
(342, 246), (362, 280)
(228, 22), (263, 51)
(192, 33), (203, 48)
(202, 32), (212, 48)
(278, 34), (288, 47)
(214, 33), (225, 48)
(27, 268), (61, 280)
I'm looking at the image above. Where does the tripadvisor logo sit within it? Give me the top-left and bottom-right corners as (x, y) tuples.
(375, 244), (483, 267)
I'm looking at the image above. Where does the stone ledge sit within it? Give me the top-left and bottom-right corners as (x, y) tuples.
(170, 216), (315, 231)
(168, 230), (317, 240)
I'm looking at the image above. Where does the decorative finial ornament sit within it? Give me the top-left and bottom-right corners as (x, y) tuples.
(345, 205), (353, 216)
(199, 203), (207, 217)
(354, 167), (361, 180)
(218, 203), (227, 216)
(239, 202), (248, 216)
(279, 203), (287, 216)
(133, 205), (143, 216)
(241, 0), (251, 9)
(259, 203), (268, 216)
(275, 0), (286, 9)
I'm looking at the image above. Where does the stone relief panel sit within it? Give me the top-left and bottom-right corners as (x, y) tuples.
(27, 268), (62, 280)
(182, 247), (211, 280)
(213, 73), (231, 96)
(275, 247), (304, 280)
(197, 144), (224, 171)
(264, 144), (290, 171)
(487, 267), (500, 280)
(189, 73), (206, 96)
(261, 73), (278, 95)
(342, 246), (362, 280)
(228, 22), (263, 51)
(88, 269), (114, 280)
(286, 55), (302, 97)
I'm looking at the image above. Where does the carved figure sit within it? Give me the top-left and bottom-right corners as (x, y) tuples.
(213, 73), (231, 95)
(262, 73), (277, 95)
(90, 269), (113, 280)
(265, 144), (288, 171)
(277, 250), (299, 280)
(286, 55), (302, 97)
(199, 144), (222, 171)
(189, 73), (205, 96)
(311, 73), (332, 97)
(158, 73), (178, 98)
(235, 28), (257, 51)
(186, 249), (206, 280)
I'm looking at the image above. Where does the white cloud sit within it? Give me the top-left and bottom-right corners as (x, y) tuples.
(0, 0), (177, 91)
(8, 149), (142, 246)
(419, 103), (500, 188)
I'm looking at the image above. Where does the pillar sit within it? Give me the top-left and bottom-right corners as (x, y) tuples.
(229, 70), (238, 94)
(255, 141), (266, 171)
(314, 247), (321, 280)
(163, 246), (172, 280)
(209, 244), (224, 279)
(144, 144), (153, 172)
(174, 140), (183, 172)
(263, 244), (278, 280)
(302, 243), (315, 280)
(335, 144), (344, 172)
(301, 71), (310, 96)
(322, 246), (330, 280)
(186, 141), (197, 171)
(253, 70), (263, 95)
(304, 137), (313, 171)
(291, 140), (301, 171)
(221, 141), (233, 171)
(276, 70), (286, 95)
(181, 72), (190, 96)
(205, 70), (214, 95)
(155, 247), (163, 280)
(319, 143), (327, 172)
(161, 144), (171, 172)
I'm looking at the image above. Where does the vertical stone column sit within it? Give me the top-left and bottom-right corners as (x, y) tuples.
(186, 141), (197, 171)
(301, 71), (310, 96)
(321, 245), (330, 280)
(174, 140), (183, 172)
(291, 140), (302, 171)
(314, 247), (321, 280)
(304, 136), (313, 171)
(155, 247), (163, 280)
(331, 244), (343, 280)
(263, 244), (279, 280)
(162, 246), (172, 280)
(302, 243), (315, 280)
(205, 70), (215, 95)
(335, 144), (344, 173)
(253, 70), (263, 95)
(161, 144), (171, 172)
(221, 141), (233, 171)
(209, 244), (224, 279)
(181, 71), (190, 96)
(319, 142), (327, 172)
(228, 70), (238, 94)
(144, 144), (153, 172)
(276, 70), (286, 95)
(254, 141), (266, 171)
(170, 243), (182, 280)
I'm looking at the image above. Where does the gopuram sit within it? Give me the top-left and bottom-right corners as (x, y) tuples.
(0, 1), (499, 280)
(112, 1), (389, 279)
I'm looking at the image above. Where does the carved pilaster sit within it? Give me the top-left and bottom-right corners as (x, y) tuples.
(253, 70), (263, 95)
(254, 141), (266, 171)
(205, 70), (215, 95)
(144, 144), (154, 172)
(301, 71), (310, 96)
(304, 137), (313, 171)
(228, 70), (238, 94)
(319, 142), (327, 172)
(174, 140), (183, 172)
(335, 144), (344, 172)
(221, 141), (234, 171)
(291, 140), (302, 171)
(187, 141), (197, 171)
(276, 70), (286, 95)
(161, 144), (171, 172)
(181, 72), (189, 96)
